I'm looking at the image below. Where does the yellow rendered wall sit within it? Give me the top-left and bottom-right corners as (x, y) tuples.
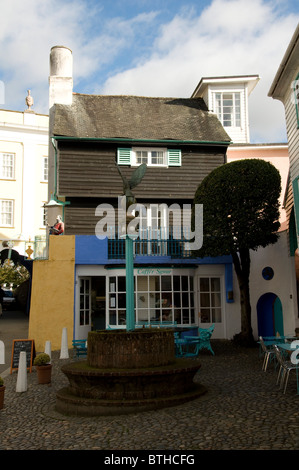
(28, 235), (75, 352)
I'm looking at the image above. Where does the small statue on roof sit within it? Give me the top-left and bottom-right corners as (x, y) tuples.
(25, 90), (34, 110)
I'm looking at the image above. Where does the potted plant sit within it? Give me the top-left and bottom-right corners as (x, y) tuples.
(0, 376), (5, 409)
(33, 353), (52, 384)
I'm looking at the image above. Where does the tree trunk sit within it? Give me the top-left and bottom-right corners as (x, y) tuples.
(232, 249), (255, 346)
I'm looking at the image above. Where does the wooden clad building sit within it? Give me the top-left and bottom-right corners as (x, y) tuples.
(51, 94), (231, 235)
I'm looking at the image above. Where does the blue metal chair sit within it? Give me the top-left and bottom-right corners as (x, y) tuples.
(72, 339), (87, 358)
(273, 345), (297, 394)
(258, 336), (276, 371)
(198, 324), (215, 355)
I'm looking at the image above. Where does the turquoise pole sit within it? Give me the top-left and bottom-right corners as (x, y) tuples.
(126, 234), (135, 331)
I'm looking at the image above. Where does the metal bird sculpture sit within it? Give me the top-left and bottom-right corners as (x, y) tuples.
(116, 163), (147, 209)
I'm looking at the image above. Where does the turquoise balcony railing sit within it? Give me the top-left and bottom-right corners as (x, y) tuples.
(108, 227), (194, 259)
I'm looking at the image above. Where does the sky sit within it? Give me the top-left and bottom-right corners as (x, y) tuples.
(0, 0), (298, 143)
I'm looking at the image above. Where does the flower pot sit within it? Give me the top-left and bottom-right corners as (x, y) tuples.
(36, 364), (52, 384)
(0, 386), (5, 409)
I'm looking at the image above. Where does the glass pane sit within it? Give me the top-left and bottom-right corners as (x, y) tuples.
(109, 277), (116, 292)
(155, 293), (161, 306)
(200, 309), (210, 323)
(182, 292), (189, 307)
(161, 293), (172, 307)
(161, 276), (171, 291)
(118, 310), (126, 325)
(182, 310), (189, 324)
(155, 276), (160, 291)
(118, 276), (126, 292)
(109, 310), (116, 325)
(137, 276), (148, 291)
(200, 293), (210, 307)
(137, 293), (148, 308)
(211, 293), (221, 307)
(174, 292), (181, 307)
(211, 278), (220, 291)
(138, 310), (149, 322)
(190, 308), (195, 323)
(110, 294), (116, 308)
(174, 308), (181, 323)
(173, 276), (180, 291)
(200, 278), (209, 291)
(118, 293), (126, 308)
(182, 276), (188, 291)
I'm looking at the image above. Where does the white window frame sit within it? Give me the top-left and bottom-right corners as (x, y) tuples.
(132, 147), (167, 167)
(198, 276), (222, 324)
(0, 199), (14, 227)
(107, 268), (195, 328)
(42, 156), (48, 182)
(0, 153), (15, 179)
(42, 204), (47, 227)
(213, 92), (241, 128)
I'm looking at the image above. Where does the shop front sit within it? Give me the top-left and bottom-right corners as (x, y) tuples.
(75, 264), (227, 340)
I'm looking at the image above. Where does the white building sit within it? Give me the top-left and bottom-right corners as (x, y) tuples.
(0, 94), (49, 258)
(192, 74), (298, 337)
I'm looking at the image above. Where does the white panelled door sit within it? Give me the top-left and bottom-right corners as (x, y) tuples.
(76, 277), (92, 340)
(197, 275), (225, 338)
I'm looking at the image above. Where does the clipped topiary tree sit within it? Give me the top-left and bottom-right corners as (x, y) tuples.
(193, 159), (281, 346)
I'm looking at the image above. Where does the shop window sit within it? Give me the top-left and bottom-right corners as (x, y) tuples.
(108, 272), (195, 327)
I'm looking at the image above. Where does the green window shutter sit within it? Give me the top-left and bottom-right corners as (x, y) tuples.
(117, 148), (132, 165)
(167, 149), (181, 166)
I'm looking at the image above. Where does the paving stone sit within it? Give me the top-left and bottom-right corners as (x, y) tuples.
(0, 341), (298, 450)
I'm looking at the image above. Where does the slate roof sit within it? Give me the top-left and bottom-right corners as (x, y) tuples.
(52, 93), (231, 143)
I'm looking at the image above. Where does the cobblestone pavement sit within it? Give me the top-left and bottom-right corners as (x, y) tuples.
(0, 340), (298, 451)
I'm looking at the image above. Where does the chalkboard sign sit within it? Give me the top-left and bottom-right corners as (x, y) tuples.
(10, 339), (35, 373)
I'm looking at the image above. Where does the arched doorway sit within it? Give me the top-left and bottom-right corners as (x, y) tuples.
(0, 248), (32, 315)
(257, 293), (284, 337)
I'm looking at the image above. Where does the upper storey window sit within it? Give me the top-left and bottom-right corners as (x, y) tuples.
(135, 149), (166, 166)
(117, 148), (181, 167)
(0, 153), (15, 179)
(214, 92), (241, 127)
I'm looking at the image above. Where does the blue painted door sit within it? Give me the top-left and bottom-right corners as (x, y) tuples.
(257, 293), (284, 337)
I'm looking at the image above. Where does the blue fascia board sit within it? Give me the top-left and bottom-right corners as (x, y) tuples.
(75, 235), (232, 266)
(74, 235), (234, 303)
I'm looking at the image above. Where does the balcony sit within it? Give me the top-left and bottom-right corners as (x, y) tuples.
(108, 227), (194, 260)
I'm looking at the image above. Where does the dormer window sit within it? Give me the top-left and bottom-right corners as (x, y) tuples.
(117, 147), (181, 167)
(214, 92), (241, 127)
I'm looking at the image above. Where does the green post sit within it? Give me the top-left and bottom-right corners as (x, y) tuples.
(126, 234), (135, 331)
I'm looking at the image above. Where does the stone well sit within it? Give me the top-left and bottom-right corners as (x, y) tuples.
(56, 329), (206, 416)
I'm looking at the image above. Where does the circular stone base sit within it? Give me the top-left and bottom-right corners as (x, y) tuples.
(56, 359), (206, 416)
(55, 384), (206, 416)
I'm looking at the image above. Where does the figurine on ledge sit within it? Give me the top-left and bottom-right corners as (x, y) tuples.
(49, 215), (64, 235)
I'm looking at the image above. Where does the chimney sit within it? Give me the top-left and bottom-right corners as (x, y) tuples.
(49, 45), (73, 108)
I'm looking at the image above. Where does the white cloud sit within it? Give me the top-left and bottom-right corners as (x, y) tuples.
(0, 0), (158, 111)
(0, 0), (298, 142)
(101, 0), (299, 142)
